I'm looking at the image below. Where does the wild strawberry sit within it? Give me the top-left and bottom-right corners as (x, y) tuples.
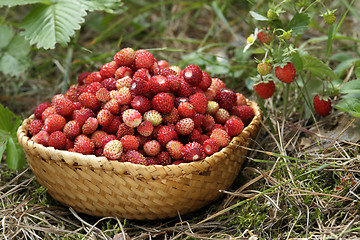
(34, 102), (51, 119)
(215, 88), (237, 111)
(197, 71), (212, 90)
(177, 78), (194, 97)
(84, 82), (103, 95)
(125, 150), (147, 165)
(193, 113), (204, 129)
(28, 119), (44, 136)
(134, 49), (155, 69)
(65, 138), (74, 150)
(101, 134), (118, 148)
(169, 65), (181, 76)
(82, 117), (98, 135)
(116, 76), (133, 89)
(178, 102), (195, 118)
(91, 130), (108, 148)
(212, 123), (226, 131)
(143, 140), (161, 156)
(74, 134), (95, 155)
(48, 131), (67, 150)
(94, 147), (104, 157)
(122, 109), (142, 128)
(131, 95), (151, 113)
(63, 120), (81, 139)
(267, 9), (279, 19)
(202, 138), (220, 156)
(204, 88), (217, 101)
(175, 118), (195, 136)
(129, 78), (149, 96)
(210, 128), (231, 147)
(149, 75), (169, 94)
(137, 120), (154, 137)
(202, 114), (216, 132)
(84, 71), (102, 85)
(175, 97), (189, 107)
(65, 87), (81, 102)
(51, 94), (65, 105)
(198, 134), (209, 145)
(103, 98), (121, 115)
(214, 108), (230, 124)
(100, 61), (118, 79)
(231, 105), (255, 126)
(78, 92), (101, 111)
(31, 130), (50, 147)
(323, 11), (336, 25)
(253, 81), (275, 99)
(210, 78), (226, 92)
(189, 129), (202, 142)
(143, 110), (163, 126)
(313, 95), (332, 117)
(163, 108), (180, 124)
(183, 142), (205, 162)
(167, 74), (181, 92)
(78, 72), (90, 85)
(166, 140), (184, 160)
(151, 92), (174, 113)
(43, 114), (66, 133)
(257, 30), (272, 45)
(136, 134), (151, 148)
(102, 115), (122, 134)
(173, 160), (185, 165)
(41, 106), (56, 121)
(114, 47), (136, 66)
(189, 93), (208, 114)
(116, 123), (133, 139)
(71, 108), (95, 126)
(103, 140), (123, 160)
(275, 62), (296, 84)
(146, 157), (159, 166)
(225, 118), (244, 136)
(156, 151), (171, 165)
(132, 68), (151, 81)
(96, 88), (111, 102)
(97, 109), (113, 127)
(157, 125), (178, 146)
(206, 101), (219, 115)
(182, 64), (203, 86)
(114, 66), (133, 80)
(101, 77), (117, 91)
(257, 62), (272, 76)
(112, 87), (133, 105)
(120, 135), (140, 151)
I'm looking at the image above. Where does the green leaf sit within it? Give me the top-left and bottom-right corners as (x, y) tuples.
(0, 25), (15, 50)
(334, 58), (360, 77)
(291, 51), (304, 72)
(78, 0), (123, 12)
(340, 80), (360, 95)
(6, 136), (26, 171)
(304, 55), (337, 80)
(0, 138), (7, 161)
(21, 0), (87, 49)
(249, 11), (269, 21)
(335, 98), (360, 118)
(0, 53), (30, 76)
(0, 0), (43, 7)
(7, 35), (31, 58)
(286, 12), (310, 36)
(356, 65), (360, 79)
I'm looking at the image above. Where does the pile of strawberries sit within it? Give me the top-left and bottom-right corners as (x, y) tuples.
(27, 48), (255, 165)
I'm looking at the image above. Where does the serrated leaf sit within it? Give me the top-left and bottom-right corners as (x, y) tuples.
(335, 98), (360, 118)
(304, 55), (337, 80)
(291, 51), (304, 72)
(340, 80), (360, 94)
(78, 0), (123, 12)
(0, 25), (15, 50)
(6, 136), (26, 171)
(7, 35), (31, 58)
(249, 11), (269, 21)
(21, 0), (87, 49)
(0, 0), (42, 7)
(286, 12), (310, 36)
(0, 53), (30, 76)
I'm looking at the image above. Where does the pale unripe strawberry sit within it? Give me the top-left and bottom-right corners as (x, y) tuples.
(103, 140), (123, 160)
(82, 117), (98, 135)
(175, 118), (195, 135)
(143, 110), (162, 126)
(122, 109), (142, 128)
(206, 101), (219, 115)
(97, 109), (114, 127)
(257, 62), (272, 76)
(166, 140), (184, 160)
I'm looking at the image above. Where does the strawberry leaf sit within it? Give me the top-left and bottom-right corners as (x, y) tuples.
(339, 80), (360, 95)
(335, 98), (360, 118)
(304, 55), (337, 80)
(0, 0), (42, 7)
(21, 0), (87, 49)
(286, 12), (310, 36)
(78, 0), (123, 12)
(249, 11), (269, 21)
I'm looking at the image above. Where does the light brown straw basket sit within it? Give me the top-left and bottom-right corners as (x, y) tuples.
(17, 100), (261, 220)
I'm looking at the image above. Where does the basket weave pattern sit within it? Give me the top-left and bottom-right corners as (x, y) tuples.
(17, 100), (261, 220)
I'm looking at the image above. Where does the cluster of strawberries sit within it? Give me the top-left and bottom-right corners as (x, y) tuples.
(27, 48), (255, 165)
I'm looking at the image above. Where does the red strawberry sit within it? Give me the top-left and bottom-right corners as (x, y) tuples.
(257, 30), (272, 45)
(84, 82), (102, 95)
(182, 64), (203, 86)
(131, 95), (151, 114)
(253, 81), (275, 99)
(112, 87), (132, 105)
(100, 61), (118, 79)
(193, 113), (204, 129)
(157, 60), (170, 68)
(167, 74), (181, 92)
(210, 128), (231, 147)
(101, 134), (118, 148)
(157, 125), (178, 146)
(48, 131), (67, 150)
(43, 114), (66, 133)
(116, 123), (134, 139)
(122, 109), (142, 128)
(28, 119), (44, 136)
(114, 47), (136, 67)
(204, 88), (217, 101)
(175, 118), (195, 136)
(183, 142), (205, 162)
(189, 93), (208, 114)
(163, 108), (180, 124)
(143, 110), (163, 126)
(77, 72), (90, 85)
(71, 108), (95, 126)
(210, 78), (226, 92)
(134, 49), (155, 69)
(166, 140), (184, 160)
(101, 77), (117, 91)
(275, 62), (296, 84)
(198, 134), (209, 145)
(103, 140), (123, 160)
(125, 150), (147, 165)
(132, 68), (151, 81)
(156, 151), (171, 165)
(120, 135), (140, 151)
(198, 71), (212, 90)
(177, 78), (194, 97)
(189, 129), (202, 142)
(202, 114), (215, 132)
(313, 95), (332, 117)
(31, 130), (50, 147)
(178, 102), (195, 118)
(231, 105), (255, 125)
(97, 109), (114, 127)
(103, 99), (121, 115)
(63, 120), (81, 139)
(149, 75), (169, 94)
(137, 120), (154, 137)
(146, 157), (159, 166)
(102, 115), (122, 134)
(78, 92), (101, 111)
(214, 108), (230, 124)
(114, 66), (133, 80)
(96, 88), (111, 102)
(84, 71), (102, 85)
(91, 130), (108, 148)
(215, 88), (237, 111)
(41, 106), (57, 121)
(74, 134), (95, 155)
(34, 102), (51, 119)
(202, 138), (220, 156)
(151, 92), (174, 113)
(82, 117), (98, 135)
(129, 78), (149, 96)
(225, 118), (244, 136)
(257, 62), (272, 76)
(143, 140), (161, 156)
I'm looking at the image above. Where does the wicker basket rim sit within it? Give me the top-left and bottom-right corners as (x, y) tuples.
(17, 100), (262, 176)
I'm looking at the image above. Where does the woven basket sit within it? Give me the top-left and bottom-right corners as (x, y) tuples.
(17, 100), (261, 220)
